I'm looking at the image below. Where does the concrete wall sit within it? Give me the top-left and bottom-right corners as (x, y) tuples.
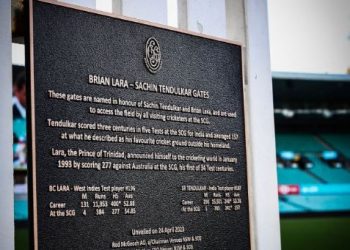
(122, 0), (168, 25)
(245, 0), (281, 248)
(0, 0), (14, 249)
(268, 0), (350, 74)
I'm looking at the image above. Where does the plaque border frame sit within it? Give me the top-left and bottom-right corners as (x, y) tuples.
(27, 1), (253, 249)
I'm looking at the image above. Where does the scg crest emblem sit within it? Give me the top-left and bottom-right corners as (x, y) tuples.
(144, 37), (162, 74)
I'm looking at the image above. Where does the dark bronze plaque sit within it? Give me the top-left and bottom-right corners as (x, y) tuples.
(28, 0), (250, 249)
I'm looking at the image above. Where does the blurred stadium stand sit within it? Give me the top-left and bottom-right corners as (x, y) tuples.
(273, 72), (350, 215)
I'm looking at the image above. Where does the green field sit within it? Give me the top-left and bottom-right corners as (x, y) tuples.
(280, 216), (350, 250)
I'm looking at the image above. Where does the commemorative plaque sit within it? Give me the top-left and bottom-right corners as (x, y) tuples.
(28, 0), (251, 249)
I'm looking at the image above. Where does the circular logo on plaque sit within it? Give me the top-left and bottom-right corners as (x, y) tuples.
(144, 37), (162, 74)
